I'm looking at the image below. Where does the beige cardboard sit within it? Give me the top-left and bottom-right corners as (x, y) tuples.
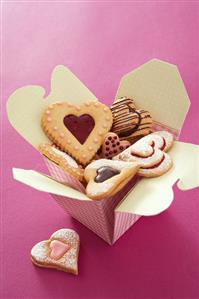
(13, 168), (90, 201)
(7, 65), (97, 149)
(116, 59), (190, 131)
(116, 141), (199, 216)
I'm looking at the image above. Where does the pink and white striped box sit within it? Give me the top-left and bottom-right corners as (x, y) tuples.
(8, 59), (199, 245)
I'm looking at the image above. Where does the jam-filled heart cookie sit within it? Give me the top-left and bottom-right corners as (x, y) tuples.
(31, 229), (80, 275)
(111, 97), (153, 142)
(115, 131), (174, 177)
(41, 101), (113, 165)
(102, 132), (130, 159)
(84, 159), (140, 200)
(38, 143), (84, 181)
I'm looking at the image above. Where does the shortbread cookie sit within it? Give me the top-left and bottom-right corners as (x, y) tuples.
(114, 131), (174, 177)
(38, 143), (84, 181)
(110, 97), (153, 142)
(41, 101), (113, 166)
(31, 229), (80, 275)
(84, 159), (140, 200)
(102, 132), (130, 159)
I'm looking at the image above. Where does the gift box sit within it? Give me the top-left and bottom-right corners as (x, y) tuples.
(7, 59), (199, 245)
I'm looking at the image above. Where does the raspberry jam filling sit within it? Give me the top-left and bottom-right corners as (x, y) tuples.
(140, 155), (165, 169)
(63, 114), (95, 144)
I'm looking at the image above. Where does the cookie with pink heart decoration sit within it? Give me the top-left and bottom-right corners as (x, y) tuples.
(114, 131), (174, 177)
(31, 229), (80, 275)
(102, 132), (130, 159)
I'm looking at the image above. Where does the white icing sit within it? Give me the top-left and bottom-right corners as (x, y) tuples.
(52, 147), (78, 168)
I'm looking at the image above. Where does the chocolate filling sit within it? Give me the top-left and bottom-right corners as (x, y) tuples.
(94, 166), (120, 183)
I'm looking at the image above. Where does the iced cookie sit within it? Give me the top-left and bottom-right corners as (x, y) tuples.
(84, 159), (140, 200)
(115, 131), (174, 177)
(41, 101), (113, 166)
(102, 132), (130, 159)
(31, 229), (80, 275)
(110, 97), (153, 142)
(38, 143), (84, 181)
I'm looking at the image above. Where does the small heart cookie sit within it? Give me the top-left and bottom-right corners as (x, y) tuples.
(115, 131), (174, 177)
(111, 97), (153, 142)
(84, 159), (140, 200)
(38, 143), (84, 181)
(31, 229), (80, 275)
(102, 132), (130, 159)
(41, 101), (113, 165)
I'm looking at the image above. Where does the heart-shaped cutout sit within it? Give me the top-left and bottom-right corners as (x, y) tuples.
(63, 114), (95, 144)
(41, 101), (113, 165)
(102, 132), (130, 159)
(31, 229), (80, 275)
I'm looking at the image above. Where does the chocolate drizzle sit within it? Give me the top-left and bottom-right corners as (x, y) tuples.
(111, 97), (152, 139)
(94, 166), (120, 183)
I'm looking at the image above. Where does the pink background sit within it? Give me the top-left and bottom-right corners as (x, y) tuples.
(1, 2), (199, 299)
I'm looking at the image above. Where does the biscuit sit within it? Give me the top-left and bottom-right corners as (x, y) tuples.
(110, 97), (153, 142)
(41, 101), (113, 166)
(38, 143), (84, 181)
(115, 131), (174, 177)
(102, 132), (130, 159)
(84, 159), (140, 200)
(31, 229), (80, 275)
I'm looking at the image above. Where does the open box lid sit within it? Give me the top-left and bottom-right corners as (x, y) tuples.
(7, 59), (199, 215)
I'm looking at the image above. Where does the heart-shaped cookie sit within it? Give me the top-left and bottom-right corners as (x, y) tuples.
(102, 132), (130, 159)
(31, 229), (80, 275)
(111, 97), (153, 142)
(84, 159), (140, 200)
(115, 131), (174, 177)
(41, 101), (113, 165)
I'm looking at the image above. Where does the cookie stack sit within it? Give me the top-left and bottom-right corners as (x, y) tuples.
(39, 97), (174, 200)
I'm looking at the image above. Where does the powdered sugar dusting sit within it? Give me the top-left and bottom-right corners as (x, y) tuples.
(52, 147), (78, 168)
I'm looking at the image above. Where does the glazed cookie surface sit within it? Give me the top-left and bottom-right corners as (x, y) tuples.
(41, 100), (113, 165)
(84, 159), (140, 200)
(111, 97), (153, 142)
(115, 131), (174, 177)
(31, 229), (80, 275)
(38, 143), (84, 181)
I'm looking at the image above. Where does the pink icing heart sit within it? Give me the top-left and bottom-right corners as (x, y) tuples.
(102, 132), (130, 159)
(49, 240), (70, 260)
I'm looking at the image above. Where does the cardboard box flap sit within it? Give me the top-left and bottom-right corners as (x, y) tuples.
(7, 65), (97, 149)
(116, 59), (190, 131)
(116, 141), (199, 216)
(13, 168), (91, 201)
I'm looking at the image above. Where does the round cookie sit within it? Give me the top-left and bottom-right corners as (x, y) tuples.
(110, 97), (153, 142)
